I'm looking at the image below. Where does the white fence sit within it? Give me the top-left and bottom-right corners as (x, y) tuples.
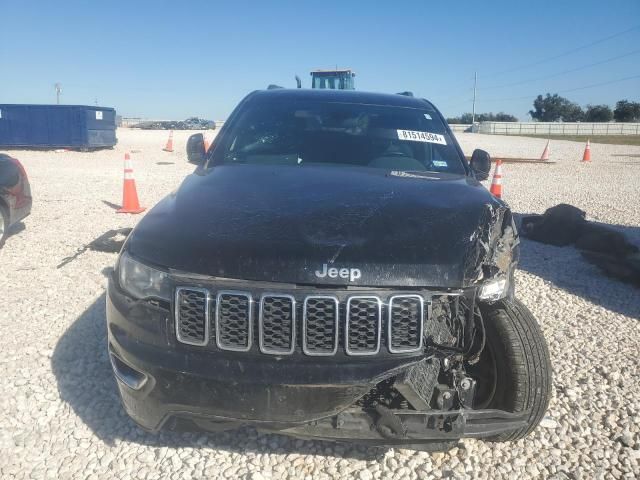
(478, 122), (640, 136)
(448, 124), (472, 132)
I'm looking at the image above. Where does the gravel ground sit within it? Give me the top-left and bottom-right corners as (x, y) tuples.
(1, 130), (639, 479)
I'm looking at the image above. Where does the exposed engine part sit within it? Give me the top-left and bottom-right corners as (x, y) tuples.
(393, 358), (440, 410)
(455, 375), (477, 408)
(428, 292), (482, 359)
(374, 404), (407, 439)
(435, 385), (456, 410)
(426, 291), (490, 372)
(356, 379), (408, 410)
(426, 296), (459, 347)
(357, 293), (488, 418)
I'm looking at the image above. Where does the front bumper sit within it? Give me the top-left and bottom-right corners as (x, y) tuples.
(107, 276), (528, 444)
(107, 276), (423, 430)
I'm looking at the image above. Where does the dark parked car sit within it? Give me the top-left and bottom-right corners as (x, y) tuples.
(0, 154), (32, 247)
(107, 89), (551, 450)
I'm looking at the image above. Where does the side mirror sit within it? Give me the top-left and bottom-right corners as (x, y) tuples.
(186, 133), (206, 165)
(469, 149), (491, 181)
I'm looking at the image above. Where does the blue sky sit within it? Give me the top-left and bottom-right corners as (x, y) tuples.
(1, 0), (639, 120)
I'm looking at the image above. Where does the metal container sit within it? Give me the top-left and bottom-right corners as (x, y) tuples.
(0, 104), (117, 149)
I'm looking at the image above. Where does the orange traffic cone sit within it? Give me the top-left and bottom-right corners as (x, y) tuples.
(163, 130), (174, 152)
(582, 139), (591, 162)
(489, 159), (503, 198)
(117, 153), (146, 214)
(540, 140), (550, 161)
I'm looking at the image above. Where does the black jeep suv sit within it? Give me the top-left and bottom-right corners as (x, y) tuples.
(107, 89), (551, 449)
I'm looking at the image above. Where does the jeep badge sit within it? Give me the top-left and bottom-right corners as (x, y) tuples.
(315, 263), (362, 282)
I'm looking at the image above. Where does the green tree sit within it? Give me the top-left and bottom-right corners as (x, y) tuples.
(493, 112), (519, 122)
(584, 104), (613, 122)
(461, 113), (475, 124)
(447, 112), (517, 123)
(563, 103), (585, 122)
(613, 100), (640, 122)
(529, 93), (584, 122)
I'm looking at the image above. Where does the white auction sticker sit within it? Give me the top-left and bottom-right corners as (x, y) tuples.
(397, 129), (446, 145)
(96, 111), (103, 120)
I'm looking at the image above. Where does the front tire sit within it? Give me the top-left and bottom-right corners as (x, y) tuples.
(473, 298), (552, 441)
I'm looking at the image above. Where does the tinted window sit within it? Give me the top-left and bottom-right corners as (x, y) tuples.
(212, 97), (465, 174)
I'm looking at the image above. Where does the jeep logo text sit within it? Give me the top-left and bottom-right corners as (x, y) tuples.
(315, 263), (362, 282)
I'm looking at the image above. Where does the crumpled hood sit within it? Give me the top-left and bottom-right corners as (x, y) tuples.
(126, 165), (508, 288)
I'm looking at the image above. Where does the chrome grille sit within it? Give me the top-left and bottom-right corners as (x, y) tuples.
(259, 294), (295, 354)
(388, 295), (424, 353)
(345, 296), (382, 355)
(175, 287), (208, 346)
(303, 296), (339, 356)
(215, 291), (252, 351)
(174, 286), (436, 356)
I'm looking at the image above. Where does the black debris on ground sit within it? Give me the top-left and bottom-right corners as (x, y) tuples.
(521, 204), (640, 286)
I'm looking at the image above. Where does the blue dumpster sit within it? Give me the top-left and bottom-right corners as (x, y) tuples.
(0, 104), (117, 149)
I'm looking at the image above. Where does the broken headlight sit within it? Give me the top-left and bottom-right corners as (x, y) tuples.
(118, 252), (171, 301)
(477, 277), (508, 302)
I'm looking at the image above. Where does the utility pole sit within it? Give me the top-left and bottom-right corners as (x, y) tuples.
(471, 71), (477, 125)
(54, 83), (62, 104)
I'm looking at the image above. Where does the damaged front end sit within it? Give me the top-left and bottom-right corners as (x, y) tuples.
(160, 289), (527, 446)
(108, 201), (530, 446)
(274, 289), (528, 446)
(465, 203), (520, 302)
(276, 207), (526, 445)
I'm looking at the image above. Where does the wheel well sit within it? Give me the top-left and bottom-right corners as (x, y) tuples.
(0, 196), (10, 224)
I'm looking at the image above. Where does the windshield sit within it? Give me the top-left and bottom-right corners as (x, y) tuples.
(211, 97), (466, 174)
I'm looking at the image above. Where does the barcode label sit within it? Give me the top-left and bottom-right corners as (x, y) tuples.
(397, 129), (446, 145)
